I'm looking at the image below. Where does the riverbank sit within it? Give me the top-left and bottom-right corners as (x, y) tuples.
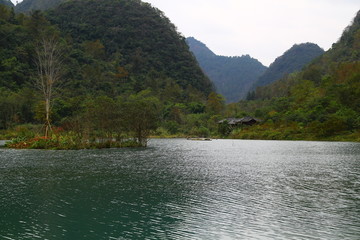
(2, 123), (360, 150)
(5, 135), (143, 150)
(227, 123), (360, 142)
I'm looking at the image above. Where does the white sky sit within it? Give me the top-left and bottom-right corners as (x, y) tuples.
(143, 0), (360, 66)
(11, 0), (360, 66)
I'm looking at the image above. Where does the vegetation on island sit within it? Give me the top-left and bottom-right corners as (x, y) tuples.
(0, 1), (359, 148)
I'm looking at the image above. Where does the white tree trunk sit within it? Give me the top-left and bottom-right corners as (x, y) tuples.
(35, 36), (62, 137)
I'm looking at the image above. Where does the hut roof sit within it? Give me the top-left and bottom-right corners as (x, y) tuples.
(218, 117), (261, 125)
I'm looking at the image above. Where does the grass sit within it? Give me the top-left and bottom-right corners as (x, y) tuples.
(228, 122), (360, 142)
(5, 132), (144, 150)
(3, 122), (360, 150)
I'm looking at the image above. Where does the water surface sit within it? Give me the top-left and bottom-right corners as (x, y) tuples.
(0, 139), (359, 239)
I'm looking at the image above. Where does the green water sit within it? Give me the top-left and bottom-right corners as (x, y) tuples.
(0, 139), (359, 239)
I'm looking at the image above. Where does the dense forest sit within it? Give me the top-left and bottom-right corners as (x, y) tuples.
(0, 0), (221, 148)
(1, 0), (359, 147)
(187, 37), (267, 103)
(232, 10), (360, 141)
(253, 43), (324, 88)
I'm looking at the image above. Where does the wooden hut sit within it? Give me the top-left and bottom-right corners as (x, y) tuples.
(218, 117), (261, 127)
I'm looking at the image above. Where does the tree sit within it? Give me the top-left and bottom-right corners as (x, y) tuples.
(82, 96), (123, 142)
(206, 92), (225, 115)
(123, 90), (160, 146)
(34, 35), (63, 137)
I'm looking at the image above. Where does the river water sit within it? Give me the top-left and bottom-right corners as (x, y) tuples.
(0, 139), (359, 239)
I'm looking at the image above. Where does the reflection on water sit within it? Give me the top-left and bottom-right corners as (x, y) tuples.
(0, 140), (9, 147)
(0, 139), (359, 239)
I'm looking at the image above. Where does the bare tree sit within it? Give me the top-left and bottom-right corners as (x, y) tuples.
(34, 35), (63, 137)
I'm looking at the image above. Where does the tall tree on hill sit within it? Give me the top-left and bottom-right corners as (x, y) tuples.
(206, 92), (225, 115)
(34, 35), (63, 137)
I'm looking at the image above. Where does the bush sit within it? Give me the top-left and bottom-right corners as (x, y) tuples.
(189, 126), (210, 138)
(164, 121), (180, 135)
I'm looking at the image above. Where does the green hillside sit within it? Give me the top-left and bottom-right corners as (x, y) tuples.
(2, 0), (359, 144)
(186, 37), (267, 103)
(0, 0), (216, 146)
(15, 0), (66, 12)
(48, 0), (212, 94)
(234, 10), (360, 141)
(254, 43), (324, 88)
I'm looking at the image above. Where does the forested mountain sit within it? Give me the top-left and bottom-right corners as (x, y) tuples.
(186, 37), (217, 59)
(0, 0), (13, 7)
(48, 0), (212, 95)
(0, 0), (214, 139)
(237, 10), (360, 141)
(1, 0), (359, 143)
(15, 0), (66, 12)
(186, 37), (267, 103)
(254, 43), (324, 87)
(0, 0), (212, 97)
(254, 11), (359, 100)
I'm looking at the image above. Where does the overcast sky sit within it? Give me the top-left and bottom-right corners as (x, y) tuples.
(142, 0), (359, 66)
(11, 0), (360, 66)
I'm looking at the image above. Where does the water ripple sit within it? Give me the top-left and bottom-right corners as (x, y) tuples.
(0, 139), (359, 239)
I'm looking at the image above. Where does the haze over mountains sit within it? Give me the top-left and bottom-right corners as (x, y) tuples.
(186, 37), (266, 103)
(3, 0), (349, 105)
(254, 43), (324, 88)
(255, 10), (360, 101)
(0, 0), (13, 7)
(187, 37), (325, 102)
(242, 10), (360, 141)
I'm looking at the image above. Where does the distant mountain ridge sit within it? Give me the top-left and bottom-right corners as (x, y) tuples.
(0, 0), (14, 7)
(255, 10), (360, 101)
(187, 37), (216, 59)
(254, 43), (324, 87)
(186, 37), (267, 103)
(15, 0), (66, 12)
(247, 10), (360, 140)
